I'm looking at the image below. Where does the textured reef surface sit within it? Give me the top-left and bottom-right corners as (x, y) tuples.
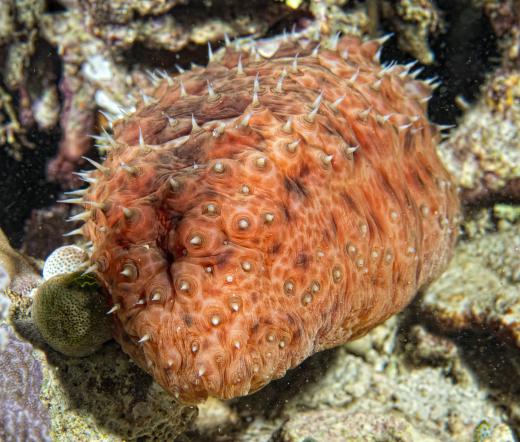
(0, 0), (519, 441)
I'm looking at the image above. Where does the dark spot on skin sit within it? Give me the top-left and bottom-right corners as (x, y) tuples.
(284, 177), (309, 198)
(216, 251), (232, 267)
(379, 171), (400, 205)
(404, 130), (415, 152)
(251, 292), (259, 304)
(270, 242), (281, 254)
(299, 163), (310, 178)
(367, 209), (385, 238)
(415, 258), (422, 283)
(281, 204), (291, 222)
(322, 229), (331, 242)
(412, 171), (426, 190)
(175, 137), (206, 163)
(251, 322), (259, 334)
(295, 252), (309, 268)
(183, 314), (193, 326)
(330, 214), (338, 236)
(340, 192), (361, 216)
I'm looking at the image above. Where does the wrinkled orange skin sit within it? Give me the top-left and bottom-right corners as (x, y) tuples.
(83, 35), (460, 403)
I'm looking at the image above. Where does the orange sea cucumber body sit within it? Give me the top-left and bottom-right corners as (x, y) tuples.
(81, 33), (459, 403)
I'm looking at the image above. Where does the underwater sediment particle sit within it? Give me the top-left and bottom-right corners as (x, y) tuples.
(32, 271), (112, 357)
(64, 31), (460, 403)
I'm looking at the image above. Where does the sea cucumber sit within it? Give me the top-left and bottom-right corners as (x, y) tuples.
(64, 31), (460, 403)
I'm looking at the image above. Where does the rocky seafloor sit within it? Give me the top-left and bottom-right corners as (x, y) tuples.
(1, 0), (519, 441)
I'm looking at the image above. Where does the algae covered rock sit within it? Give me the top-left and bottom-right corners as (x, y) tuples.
(32, 271), (111, 357)
(0, 323), (51, 442)
(421, 222), (520, 347)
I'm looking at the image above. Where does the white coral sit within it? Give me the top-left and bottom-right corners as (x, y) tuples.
(42, 245), (88, 281)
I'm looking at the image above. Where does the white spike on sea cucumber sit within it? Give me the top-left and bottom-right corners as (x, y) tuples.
(63, 227), (84, 237)
(240, 112), (252, 127)
(237, 55), (244, 75)
(207, 81), (216, 99)
(107, 304), (120, 315)
(252, 73), (260, 107)
(82, 156), (108, 173)
(58, 198), (85, 205)
(291, 53), (299, 73)
(311, 44), (320, 57)
(191, 114), (201, 132)
(329, 32), (341, 51)
(275, 69), (287, 93)
(330, 95), (346, 112)
(138, 335), (150, 343)
(81, 263), (98, 275)
(179, 80), (187, 98)
(64, 188), (88, 196)
(67, 211), (91, 222)
(208, 42), (214, 62)
(224, 33), (231, 46)
(306, 91), (323, 122)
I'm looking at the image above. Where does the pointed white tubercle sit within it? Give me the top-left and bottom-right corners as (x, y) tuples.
(329, 32), (341, 51)
(122, 207), (133, 219)
(207, 42), (214, 62)
(207, 81), (216, 99)
(252, 73), (260, 106)
(190, 235), (202, 246)
(306, 91), (323, 122)
(138, 335), (150, 344)
(179, 80), (187, 98)
(286, 139), (300, 153)
(81, 263), (98, 276)
(282, 117), (293, 133)
(67, 211), (91, 222)
(107, 304), (120, 315)
(330, 95), (345, 112)
(376, 32), (394, 46)
(191, 114), (201, 132)
(240, 112), (252, 127)
(237, 55), (244, 75)
(64, 188), (88, 196)
(275, 69), (287, 93)
(63, 228), (84, 237)
(82, 156), (109, 173)
(291, 53), (299, 73)
(58, 198), (84, 205)
(138, 127), (145, 147)
(347, 68), (360, 85)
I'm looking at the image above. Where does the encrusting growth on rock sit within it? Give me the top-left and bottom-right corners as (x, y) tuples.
(32, 272), (111, 357)
(61, 30), (460, 403)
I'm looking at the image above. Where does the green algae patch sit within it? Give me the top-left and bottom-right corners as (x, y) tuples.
(32, 272), (111, 357)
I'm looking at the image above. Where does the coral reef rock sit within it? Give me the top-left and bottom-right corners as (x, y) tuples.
(0, 227), (41, 295)
(0, 323), (51, 442)
(439, 69), (520, 204)
(65, 31), (460, 403)
(421, 221), (520, 348)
